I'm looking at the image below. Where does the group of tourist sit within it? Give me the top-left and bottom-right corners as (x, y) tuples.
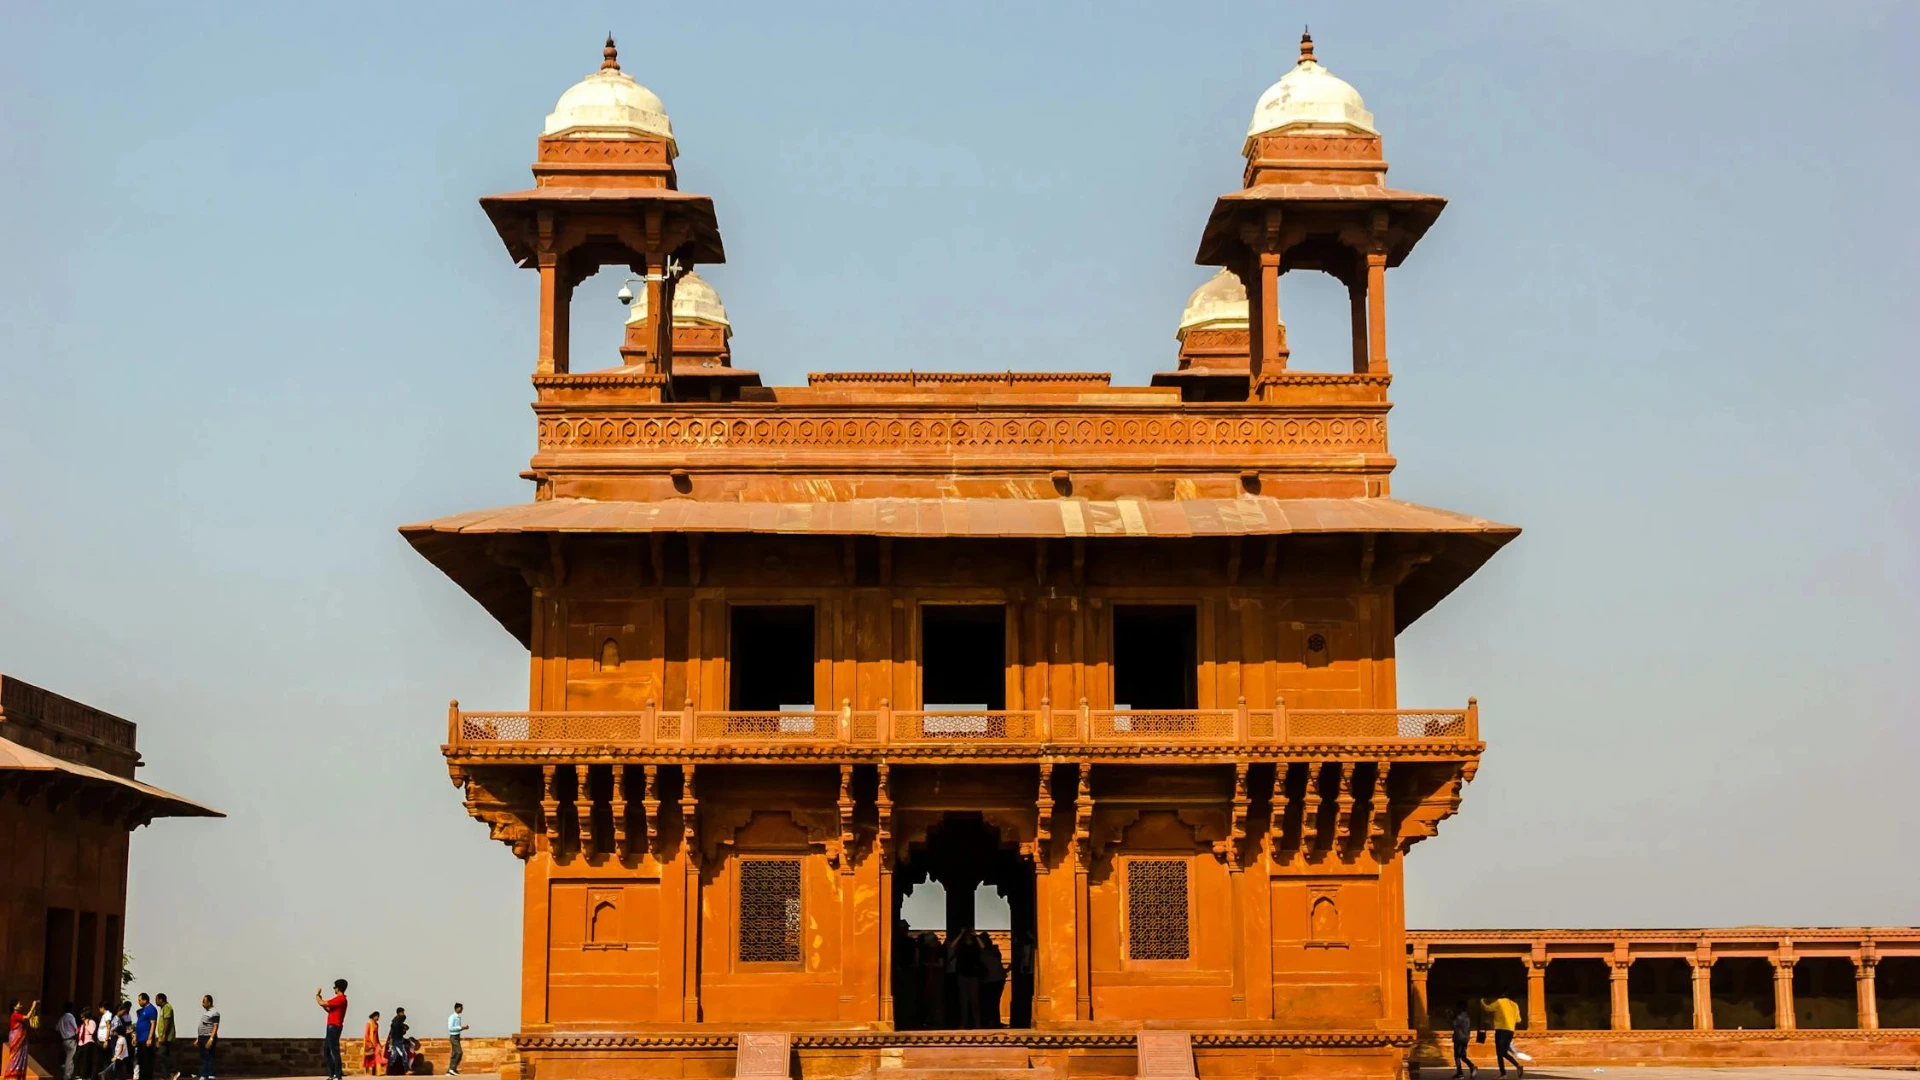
(1447, 995), (1529, 1079)
(889, 925), (1035, 1030)
(318, 980), (470, 1079)
(5, 994), (219, 1080)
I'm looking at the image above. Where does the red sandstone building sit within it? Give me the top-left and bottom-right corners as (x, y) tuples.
(405, 34), (1509, 1080)
(0, 676), (219, 1019)
(403, 34), (1914, 1080)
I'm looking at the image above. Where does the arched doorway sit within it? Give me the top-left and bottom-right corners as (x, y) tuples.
(892, 813), (1035, 1030)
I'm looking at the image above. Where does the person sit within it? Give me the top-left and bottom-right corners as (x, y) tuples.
(76, 1005), (97, 1080)
(109, 1023), (130, 1080)
(1010, 929), (1035, 1029)
(917, 933), (945, 1029)
(361, 1013), (382, 1077)
(979, 935), (1006, 1029)
(134, 994), (157, 1080)
(383, 1009), (409, 1076)
(114, 1004), (134, 1080)
(1479, 995), (1523, 1078)
(889, 921), (917, 1028)
(445, 1005), (468, 1076)
(953, 930), (985, 1029)
(1449, 1000), (1477, 1078)
(93, 1003), (114, 1080)
(154, 995), (175, 1080)
(316, 980), (349, 1080)
(193, 998), (218, 1080)
(57, 1003), (80, 1080)
(5, 1000), (40, 1080)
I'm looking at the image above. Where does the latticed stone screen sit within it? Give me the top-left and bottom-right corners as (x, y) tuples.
(1126, 858), (1190, 961)
(738, 858), (803, 963)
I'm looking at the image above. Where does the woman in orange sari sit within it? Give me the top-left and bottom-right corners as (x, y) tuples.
(3, 1000), (39, 1080)
(361, 1012), (383, 1076)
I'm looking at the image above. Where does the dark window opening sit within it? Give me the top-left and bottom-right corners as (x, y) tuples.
(921, 605), (1006, 710)
(103, 914), (121, 998)
(729, 605), (816, 711)
(75, 911), (98, 1005)
(1113, 605), (1198, 709)
(42, 907), (75, 1009)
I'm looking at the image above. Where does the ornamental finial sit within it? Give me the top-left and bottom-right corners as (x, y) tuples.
(601, 33), (620, 71)
(1299, 27), (1315, 64)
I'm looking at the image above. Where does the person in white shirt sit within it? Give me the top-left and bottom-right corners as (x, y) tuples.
(444, 1005), (468, 1076)
(56, 1004), (79, 1080)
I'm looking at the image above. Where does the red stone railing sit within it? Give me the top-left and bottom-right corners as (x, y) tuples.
(446, 698), (1478, 750)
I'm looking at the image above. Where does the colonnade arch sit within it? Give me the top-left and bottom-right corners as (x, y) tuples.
(1627, 958), (1692, 1029)
(1711, 957), (1777, 1029)
(890, 812), (1035, 1030)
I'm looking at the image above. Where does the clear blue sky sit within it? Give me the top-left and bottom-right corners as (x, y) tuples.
(2, 0), (1914, 1036)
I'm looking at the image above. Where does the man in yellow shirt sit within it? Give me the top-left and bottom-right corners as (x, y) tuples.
(1479, 996), (1524, 1078)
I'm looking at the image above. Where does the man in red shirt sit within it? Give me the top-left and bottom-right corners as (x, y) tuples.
(314, 981), (348, 1080)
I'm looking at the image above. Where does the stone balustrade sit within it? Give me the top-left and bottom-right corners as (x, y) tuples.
(447, 701), (1478, 755)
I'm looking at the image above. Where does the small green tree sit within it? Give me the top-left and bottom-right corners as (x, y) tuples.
(121, 953), (136, 990)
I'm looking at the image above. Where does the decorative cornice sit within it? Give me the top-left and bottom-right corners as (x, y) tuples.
(513, 1030), (1414, 1051)
(534, 409), (1388, 456)
(1254, 373), (1392, 387)
(806, 371), (1113, 386)
(533, 372), (670, 389)
(446, 743), (1482, 764)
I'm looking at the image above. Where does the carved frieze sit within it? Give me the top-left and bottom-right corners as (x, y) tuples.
(536, 411), (1387, 457)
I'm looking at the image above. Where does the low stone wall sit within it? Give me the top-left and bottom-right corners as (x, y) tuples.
(1410, 1028), (1920, 1069)
(22, 1037), (515, 1079)
(172, 1037), (516, 1077)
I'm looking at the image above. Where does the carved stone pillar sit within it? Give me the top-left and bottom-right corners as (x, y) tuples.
(1348, 273), (1368, 373)
(1855, 952), (1879, 1030)
(681, 764), (701, 1022)
(1364, 247), (1388, 374)
(1247, 249), (1283, 379)
(1608, 958), (1631, 1031)
(877, 763), (895, 1025)
(1072, 763), (1093, 1021)
(1409, 958), (1432, 1033)
(533, 210), (571, 376)
(1689, 955), (1714, 1031)
(1526, 956), (1549, 1032)
(1773, 955), (1797, 1030)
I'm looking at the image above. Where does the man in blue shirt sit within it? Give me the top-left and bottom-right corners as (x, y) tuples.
(445, 1005), (469, 1076)
(133, 994), (158, 1080)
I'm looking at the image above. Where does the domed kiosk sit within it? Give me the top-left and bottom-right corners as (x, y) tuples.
(544, 36), (677, 147)
(619, 269), (761, 399)
(1153, 268), (1284, 401)
(477, 36), (724, 385)
(1193, 30), (1446, 396)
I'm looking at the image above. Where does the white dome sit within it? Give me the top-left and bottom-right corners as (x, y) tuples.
(1247, 34), (1376, 140)
(626, 270), (730, 336)
(1177, 268), (1268, 341)
(543, 38), (676, 149)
